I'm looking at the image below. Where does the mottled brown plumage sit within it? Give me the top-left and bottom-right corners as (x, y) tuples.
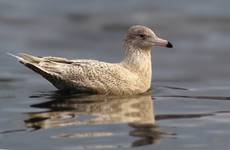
(10, 25), (173, 95)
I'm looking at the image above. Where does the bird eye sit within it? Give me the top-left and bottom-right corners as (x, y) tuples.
(139, 34), (145, 38)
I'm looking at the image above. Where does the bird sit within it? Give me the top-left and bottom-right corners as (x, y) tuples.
(9, 25), (173, 95)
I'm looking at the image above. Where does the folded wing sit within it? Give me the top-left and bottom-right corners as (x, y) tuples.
(11, 53), (138, 94)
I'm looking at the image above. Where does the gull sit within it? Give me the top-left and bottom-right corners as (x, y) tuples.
(9, 25), (173, 95)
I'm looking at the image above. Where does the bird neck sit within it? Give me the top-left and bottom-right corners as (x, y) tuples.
(121, 42), (152, 79)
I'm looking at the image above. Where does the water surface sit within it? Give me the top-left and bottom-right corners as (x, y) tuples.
(1, 0), (230, 150)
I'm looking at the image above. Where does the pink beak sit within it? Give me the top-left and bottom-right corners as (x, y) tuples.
(155, 37), (173, 48)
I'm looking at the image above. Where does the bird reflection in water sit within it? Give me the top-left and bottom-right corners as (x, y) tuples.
(25, 91), (161, 147)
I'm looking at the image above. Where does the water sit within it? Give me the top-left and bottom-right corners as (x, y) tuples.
(1, 0), (230, 149)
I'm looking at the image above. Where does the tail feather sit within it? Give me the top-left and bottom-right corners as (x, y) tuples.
(7, 52), (24, 61)
(8, 52), (42, 65)
(8, 52), (76, 90)
(18, 53), (41, 64)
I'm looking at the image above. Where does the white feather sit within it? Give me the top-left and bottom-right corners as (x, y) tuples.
(7, 52), (23, 61)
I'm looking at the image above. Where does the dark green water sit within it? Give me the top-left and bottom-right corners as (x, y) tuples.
(1, 0), (230, 149)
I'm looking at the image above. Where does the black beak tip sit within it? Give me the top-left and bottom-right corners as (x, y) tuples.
(166, 41), (173, 48)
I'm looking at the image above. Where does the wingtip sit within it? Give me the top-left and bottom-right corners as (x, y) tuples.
(7, 52), (23, 61)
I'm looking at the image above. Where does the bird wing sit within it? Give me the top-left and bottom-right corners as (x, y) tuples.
(11, 53), (137, 93)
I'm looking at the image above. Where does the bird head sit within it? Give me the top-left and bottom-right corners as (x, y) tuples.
(124, 25), (173, 50)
